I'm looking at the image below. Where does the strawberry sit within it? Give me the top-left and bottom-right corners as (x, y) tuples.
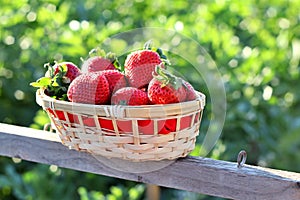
(116, 120), (132, 133)
(82, 117), (96, 127)
(183, 80), (197, 101)
(46, 109), (66, 121)
(147, 66), (187, 104)
(137, 120), (154, 134)
(137, 120), (169, 135)
(81, 48), (119, 73)
(81, 117), (117, 134)
(82, 57), (116, 72)
(98, 118), (115, 132)
(31, 61), (81, 100)
(180, 115), (193, 130)
(111, 87), (149, 105)
(100, 70), (128, 94)
(67, 72), (110, 104)
(139, 120), (182, 135)
(124, 41), (169, 88)
(49, 62), (81, 82)
(163, 116), (193, 131)
(46, 108), (76, 124)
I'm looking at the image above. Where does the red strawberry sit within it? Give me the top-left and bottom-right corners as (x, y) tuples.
(163, 118), (177, 132)
(180, 115), (193, 130)
(82, 117), (96, 127)
(46, 109), (75, 123)
(183, 80), (197, 101)
(82, 117), (136, 134)
(81, 48), (119, 73)
(111, 87), (149, 105)
(116, 120), (132, 133)
(137, 120), (169, 135)
(155, 116), (193, 134)
(100, 70), (128, 94)
(157, 120), (175, 134)
(98, 118), (115, 132)
(31, 61), (81, 100)
(124, 41), (170, 89)
(137, 120), (154, 134)
(67, 72), (110, 104)
(124, 50), (163, 88)
(164, 116), (193, 131)
(148, 67), (187, 104)
(47, 109), (65, 120)
(82, 56), (116, 72)
(51, 62), (81, 82)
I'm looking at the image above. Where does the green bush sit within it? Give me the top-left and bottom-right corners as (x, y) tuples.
(1, 0), (299, 199)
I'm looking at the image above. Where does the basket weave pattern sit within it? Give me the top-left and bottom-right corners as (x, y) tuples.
(37, 89), (205, 161)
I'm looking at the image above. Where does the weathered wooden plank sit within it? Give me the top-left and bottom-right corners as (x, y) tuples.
(0, 123), (299, 200)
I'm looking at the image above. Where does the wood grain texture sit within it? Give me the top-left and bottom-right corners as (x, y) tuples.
(0, 123), (299, 200)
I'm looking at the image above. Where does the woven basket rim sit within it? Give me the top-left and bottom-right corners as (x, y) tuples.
(36, 89), (205, 118)
(36, 89), (205, 108)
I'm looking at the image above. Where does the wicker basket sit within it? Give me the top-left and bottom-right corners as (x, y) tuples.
(36, 89), (205, 161)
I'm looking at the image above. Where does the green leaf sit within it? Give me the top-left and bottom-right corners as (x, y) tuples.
(110, 186), (122, 198)
(60, 64), (68, 74)
(30, 77), (51, 88)
(38, 77), (52, 85)
(30, 82), (43, 88)
(89, 47), (106, 57)
(52, 79), (59, 87)
(59, 94), (68, 101)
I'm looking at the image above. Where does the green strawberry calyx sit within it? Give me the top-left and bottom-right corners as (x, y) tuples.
(153, 65), (183, 90)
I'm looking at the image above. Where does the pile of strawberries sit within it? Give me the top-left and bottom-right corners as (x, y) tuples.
(31, 42), (197, 106)
(31, 42), (202, 135)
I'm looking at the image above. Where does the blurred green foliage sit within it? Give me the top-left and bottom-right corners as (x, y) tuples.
(0, 0), (300, 199)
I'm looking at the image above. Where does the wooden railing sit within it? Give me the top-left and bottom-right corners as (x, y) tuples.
(0, 123), (299, 200)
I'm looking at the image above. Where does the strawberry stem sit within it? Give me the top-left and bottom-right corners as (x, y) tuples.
(88, 47), (106, 58)
(143, 40), (152, 50)
(153, 65), (182, 89)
